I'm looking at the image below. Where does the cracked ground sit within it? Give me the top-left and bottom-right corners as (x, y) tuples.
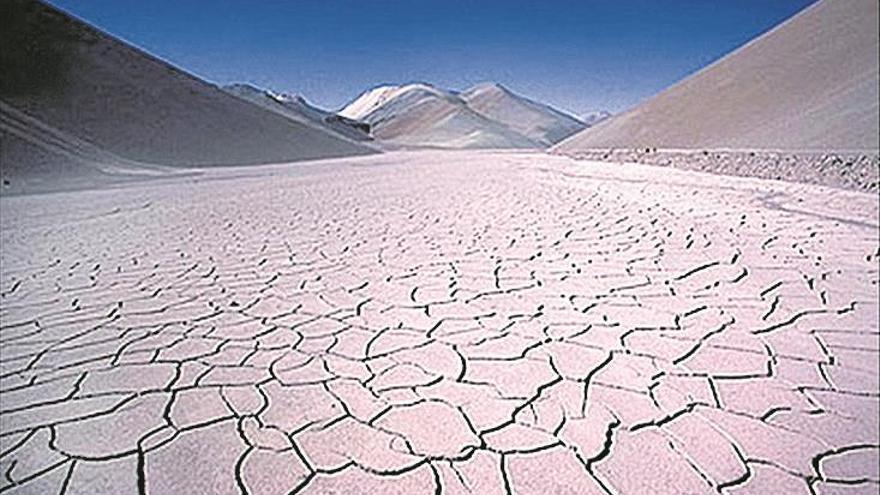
(1, 150), (878, 494)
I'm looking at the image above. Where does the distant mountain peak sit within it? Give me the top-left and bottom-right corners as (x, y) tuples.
(222, 82), (373, 143)
(582, 110), (612, 127)
(460, 82), (586, 146)
(466, 82), (510, 94)
(223, 82), (263, 94)
(338, 82), (460, 121)
(336, 81), (585, 149)
(273, 93), (309, 105)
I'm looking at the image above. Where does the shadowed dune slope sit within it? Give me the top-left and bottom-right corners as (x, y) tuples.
(0, 0), (375, 178)
(554, 0), (880, 152)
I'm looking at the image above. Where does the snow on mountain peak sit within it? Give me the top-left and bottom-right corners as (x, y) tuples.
(339, 82), (456, 120)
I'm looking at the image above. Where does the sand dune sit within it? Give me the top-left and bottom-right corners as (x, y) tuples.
(555, 0), (880, 152)
(461, 82), (586, 147)
(1, 150), (877, 493)
(0, 101), (194, 194)
(0, 0), (374, 188)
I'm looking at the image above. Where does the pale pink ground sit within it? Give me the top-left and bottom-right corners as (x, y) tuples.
(1, 150), (878, 494)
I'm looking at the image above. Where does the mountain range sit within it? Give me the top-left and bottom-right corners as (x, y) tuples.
(334, 82), (588, 149)
(0, 0), (598, 191)
(222, 84), (373, 143)
(1, 0), (876, 195)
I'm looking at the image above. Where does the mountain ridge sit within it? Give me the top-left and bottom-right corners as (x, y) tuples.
(338, 81), (586, 149)
(222, 84), (373, 143)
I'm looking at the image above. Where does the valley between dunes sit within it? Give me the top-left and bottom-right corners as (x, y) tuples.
(1, 0), (878, 493)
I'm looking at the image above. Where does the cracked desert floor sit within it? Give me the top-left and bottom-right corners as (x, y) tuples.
(1, 150), (878, 494)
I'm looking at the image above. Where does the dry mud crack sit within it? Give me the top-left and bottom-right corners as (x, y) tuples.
(1, 151), (878, 494)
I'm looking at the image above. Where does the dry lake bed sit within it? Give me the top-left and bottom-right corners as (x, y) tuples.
(1, 150), (878, 494)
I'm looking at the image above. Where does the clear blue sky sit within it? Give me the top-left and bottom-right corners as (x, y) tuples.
(49, 0), (815, 116)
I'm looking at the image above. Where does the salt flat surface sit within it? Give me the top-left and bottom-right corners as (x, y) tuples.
(1, 150), (878, 494)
